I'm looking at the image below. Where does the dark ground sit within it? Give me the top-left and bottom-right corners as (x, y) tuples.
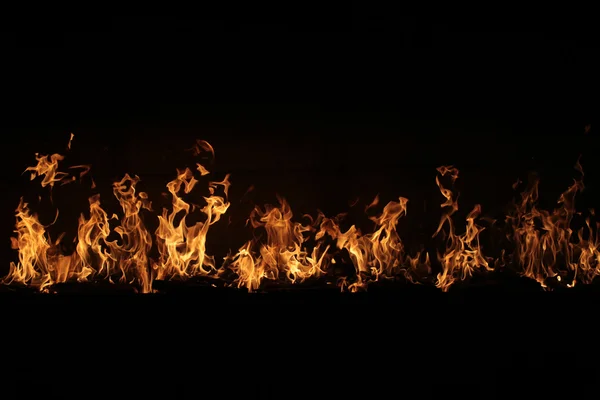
(0, 14), (599, 399)
(2, 286), (600, 399)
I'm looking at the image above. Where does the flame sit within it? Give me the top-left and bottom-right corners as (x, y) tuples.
(5, 197), (96, 292)
(25, 153), (70, 189)
(6, 143), (156, 292)
(507, 160), (590, 288)
(75, 194), (113, 279)
(67, 132), (75, 150)
(226, 197), (329, 291)
(5, 134), (600, 293)
(316, 196), (430, 292)
(109, 174), (154, 292)
(433, 166), (491, 292)
(154, 167), (230, 280)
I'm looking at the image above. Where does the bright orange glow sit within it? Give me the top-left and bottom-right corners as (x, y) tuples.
(4, 135), (598, 293)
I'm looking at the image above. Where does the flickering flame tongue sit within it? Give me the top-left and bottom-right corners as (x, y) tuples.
(154, 166), (231, 280)
(25, 153), (69, 188)
(433, 166), (491, 292)
(4, 133), (600, 293)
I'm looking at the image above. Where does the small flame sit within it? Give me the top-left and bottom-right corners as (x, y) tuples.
(25, 153), (70, 188)
(67, 133), (75, 150)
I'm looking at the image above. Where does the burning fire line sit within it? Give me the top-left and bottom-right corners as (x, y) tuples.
(3, 135), (598, 294)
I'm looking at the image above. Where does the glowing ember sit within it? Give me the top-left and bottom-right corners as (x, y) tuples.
(3, 135), (599, 293)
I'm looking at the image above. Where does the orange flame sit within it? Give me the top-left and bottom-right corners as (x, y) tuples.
(226, 197), (329, 291)
(5, 135), (600, 293)
(433, 166), (491, 291)
(507, 160), (588, 288)
(154, 167), (230, 280)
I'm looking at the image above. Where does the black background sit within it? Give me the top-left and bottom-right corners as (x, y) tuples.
(0, 13), (599, 398)
(0, 15), (597, 268)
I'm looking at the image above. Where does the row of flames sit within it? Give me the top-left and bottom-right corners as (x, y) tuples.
(3, 134), (599, 293)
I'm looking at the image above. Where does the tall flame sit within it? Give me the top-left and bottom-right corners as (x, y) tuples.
(154, 167), (230, 280)
(507, 160), (589, 288)
(433, 166), (491, 292)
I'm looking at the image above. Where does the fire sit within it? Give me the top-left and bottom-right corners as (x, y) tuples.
(432, 166), (491, 292)
(4, 134), (600, 293)
(154, 167), (230, 280)
(315, 195), (429, 292)
(225, 196), (329, 291)
(507, 160), (592, 288)
(25, 153), (69, 189)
